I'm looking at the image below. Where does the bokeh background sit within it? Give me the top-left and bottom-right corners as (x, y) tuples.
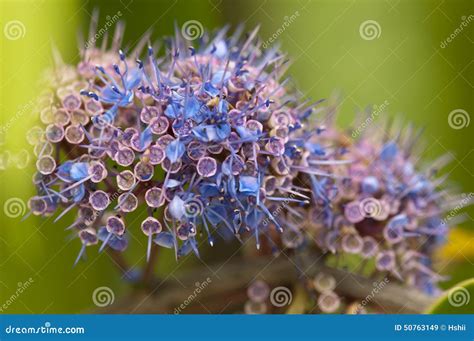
(0, 0), (472, 313)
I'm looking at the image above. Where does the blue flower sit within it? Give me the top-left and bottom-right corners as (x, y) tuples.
(192, 123), (231, 142)
(239, 176), (259, 195)
(98, 227), (128, 252)
(165, 139), (186, 163)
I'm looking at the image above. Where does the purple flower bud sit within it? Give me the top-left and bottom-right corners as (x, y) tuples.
(269, 111), (292, 128)
(116, 147), (135, 167)
(196, 157), (217, 177)
(28, 197), (47, 215)
(187, 141), (207, 161)
(376, 250), (396, 271)
(246, 120), (263, 134)
(141, 217), (162, 236)
(145, 187), (164, 208)
(361, 236), (378, 258)
(312, 273), (336, 293)
(140, 106), (160, 124)
(89, 161), (107, 183)
(89, 190), (110, 211)
(134, 161), (154, 182)
(341, 234), (363, 254)
(247, 280), (270, 303)
(344, 201), (364, 224)
(361, 176), (379, 194)
(33, 142), (53, 158)
(84, 99), (102, 115)
(70, 109), (88, 126)
(265, 138), (285, 156)
(79, 228), (98, 245)
(177, 222), (196, 241)
(116, 170), (136, 191)
(45, 124), (64, 143)
(148, 145), (165, 165)
(54, 108), (71, 126)
(150, 116), (170, 135)
(317, 291), (341, 313)
(118, 193), (138, 212)
(162, 158), (182, 173)
(157, 134), (174, 148)
(106, 215), (126, 236)
(62, 93), (82, 111)
(64, 125), (85, 144)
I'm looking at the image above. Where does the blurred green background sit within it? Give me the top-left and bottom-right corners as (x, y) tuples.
(0, 0), (472, 313)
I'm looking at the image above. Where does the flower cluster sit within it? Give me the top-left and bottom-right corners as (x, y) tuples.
(25, 24), (463, 297)
(301, 119), (459, 294)
(27, 26), (329, 265)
